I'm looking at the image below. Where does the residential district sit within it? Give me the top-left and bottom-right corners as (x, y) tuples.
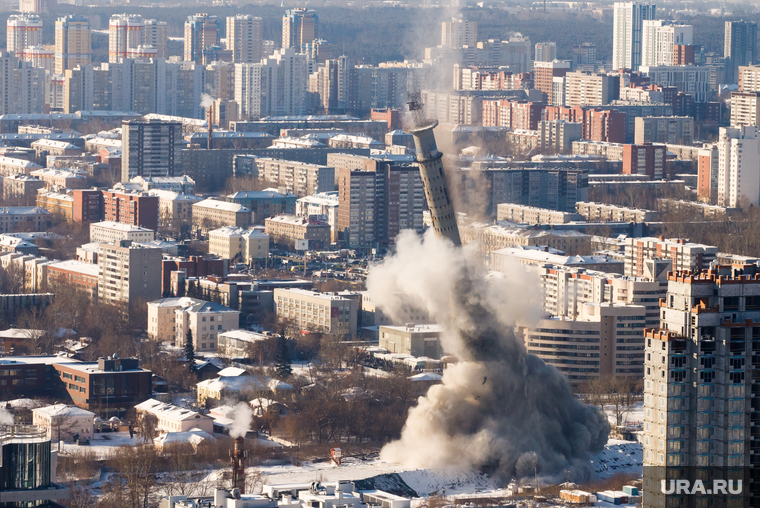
(0, 1), (759, 508)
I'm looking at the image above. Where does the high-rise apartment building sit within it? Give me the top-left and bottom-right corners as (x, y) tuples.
(441, 18), (477, 49)
(724, 20), (757, 84)
(184, 13), (220, 63)
(730, 91), (760, 127)
(534, 60), (571, 104)
(332, 155), (424, 250)
(234, 48), (308, 119)
(717, 125), (760, 207)
(612, 2), (656, 71)
(142, 19), (168, 59)
(54, 15), (91, 75)
(641, 20), (693, 67)
(563, 71), (615, 107)
(226, 15), (263, 64)
(697, 143), (720, 203)
(121, 119), (182, 182)
(573, 43), (597, 70)
(7, 14), (43, 60)
(634, 116), (694, 145)
(97, 240), (162, 305)
(108, 14), (144, 63)
(534, 42), (557, 63)
(0, 51), (46, 114)
(282, 8), (318, 50)
(642, 265), (760, 508)
(639, 64), (711, 102)
(737, 65), (760, 92)
(622, 143), (667, 179)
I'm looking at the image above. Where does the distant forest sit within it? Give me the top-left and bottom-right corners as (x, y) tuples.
(0, 4), (755, 65)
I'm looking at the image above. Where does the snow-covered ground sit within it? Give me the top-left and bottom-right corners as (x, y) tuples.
(603, 401), (645, 427)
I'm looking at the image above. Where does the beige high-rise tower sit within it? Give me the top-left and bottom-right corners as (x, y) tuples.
(55, 15), (91, 75)
(226, 15), (263, 64)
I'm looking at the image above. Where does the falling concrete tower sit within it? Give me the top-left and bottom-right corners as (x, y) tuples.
(406, 100), (461, 246)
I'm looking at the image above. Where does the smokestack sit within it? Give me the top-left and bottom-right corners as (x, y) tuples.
(231, 436), (247, 493)
(406, 119), (461, 246)
(207, 104), (213, 150)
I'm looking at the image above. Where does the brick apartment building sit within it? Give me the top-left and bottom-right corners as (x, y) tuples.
(543, 105), (626, 143)
(162, 255), (228, 296)
(481, 100), (545, 129)
(622, 143), (667, 180)
(72, 189), (103, 222)
(101, 189), (159, 231)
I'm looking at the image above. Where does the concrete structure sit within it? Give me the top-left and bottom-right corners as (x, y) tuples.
(97, 240), (163, 305)
(0, 156), (42, 177)
(217, 329), (267, 358)
(534, 60), (571, 104)
(697, 144), (719, 203)
(575, 201), (661, 222)
(36, 190), (74, 221)
(135, 398), (214, 434)
(737, 65), (760, 92)
(32, 404), (94, 442)
(0, 207), (52, 233)
(522, 302), (646, 385)
(227, 15), (263, 64)
(491, 246), (624, 273)
(716, 125), (760, 207)
(537, 120), (583, 154)
(54, 15), (91, 75)
(6, 14), (43, 60)
(227, 189), (297, 223)
(46, 260), (99, 300)
(612, 2), (656, 71)
(724, 20), (757, 84)
(634, 116), (693, 145)
(122, 120), (182, 183)
(623, 143), (667, 180)
(641, 20), (693, 67)
(30, 168), (87, 189)
(274, 288), (357, 338)
(192, 199), (252, 233)
(208, 226), (269, 263)
(90, 221), (155, 244)
(183, 13), (220, 64)
(379, 324), (443, 359)
(253, 158), (335, 197)
(730, 91), (760, 127)
(441, 18), (477, 49)
(265, 214), (330, 250)
(496, 204), (582, 224)
(147, 296), (240, 352)
(563, 72), (614, 107)
(296, 191), (339, 243)
(3, 175), (44, 201)
(148, 189), (200, 233)
(282, 8), (318, 50)
(639, 65), (710, 103)
(623, 237), (717, 277)
(101, 189), (159, 232)
(642, 265), (760, 507)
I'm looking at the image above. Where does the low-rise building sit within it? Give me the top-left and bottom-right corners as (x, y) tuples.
(30, 168), (88, 189)
(32, 404), (95, 442)
(90, 221), (155, 244)
(227, 189), (298, 223)
(208, 226), (269, 263)
(0, 206), (52, 233)
(3, 175), (45, 201)
(135, 398), (214, 434)
(147, 189), (201, 233)
(265, 214), (331, 250)
(274, 288), (357, 338)
(575, 201), (662, 222)
(36, 189), (75, 220)
(0, 156), (42, 177)
(496, 204), (583, 224)
(192, 199), (252, 234)
(217, 329), (268, 358)
(46, 260), (99, 299)
(379, 324), (443, 359)
(460, 221), (590, 255)
(623, 237), (717, 277)
(30, 139), (83, 158)
(491, 246), (625, 273)
(296, 191), (339, 243)
(147, 296), (240, 352)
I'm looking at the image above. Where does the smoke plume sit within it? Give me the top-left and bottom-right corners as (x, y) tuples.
(369, 230), (610, 481)
(229, 401), (253, 439)
(0, 407), (14, 425)
(200, 93), (214, 109)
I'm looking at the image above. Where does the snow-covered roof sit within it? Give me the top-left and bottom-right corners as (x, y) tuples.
(32, 404), (95, 418)
(218, 329), (268, 344)
(135, 398), (213, 422)
(47, 260), (99, 278)
(217, 366), (249, 378)
(155, 428), (216, 447)
(408, 372), (442, 382)
(193, 199), (251, 213)
(91, 221), (153, 233)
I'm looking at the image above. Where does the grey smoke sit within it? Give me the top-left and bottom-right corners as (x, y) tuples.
(200, 93), (214, 109)
(370, 230), (610, 481)
(0, 407), (14, 425)
(229, 401), (252, 439)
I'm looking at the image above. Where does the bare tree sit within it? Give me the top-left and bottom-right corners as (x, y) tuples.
(138, 413), (158, 445)
(109, 446), (159, 508)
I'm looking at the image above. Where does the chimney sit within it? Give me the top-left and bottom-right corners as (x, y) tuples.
(207, 104), (214, 150)
(231, 436), (247, 493)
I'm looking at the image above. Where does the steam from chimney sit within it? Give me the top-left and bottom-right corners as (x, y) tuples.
(0, 407), (13, 425)
(200, 93), (214, 109)
(229, 401), (253, 439)
(368, 230), (610, 481)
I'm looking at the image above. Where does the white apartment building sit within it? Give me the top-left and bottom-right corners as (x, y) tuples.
(296, 191), (339, 243)
(135, 398), (214, 434)
(274, 288), (357, 338)
(147, 296), (205, 342)
(254, 158), (335, 197)
(563, 72), (613, 107)
(32, 404), (95, 442)
(208, 226), (269, 263)
(441, 18), (477, 49)
(7, 14), (43, 59)
(217, 329), (267, 358)
(522, 302), (646, 385)
(623, 237), (717, 277)
(97, 240), (162, 305)
(175, 300), (241, 352)
(496, 203), (582, 224)
(642, 265), (760, 507)
(639, 65), (711, 103)
(541, 264), (665, 328)
(716, 125), (760, 207)
(90, 221), (155, 244)
(729, 91), (760, 127)
(537, 120), (583, 153)
(641, 20), (693, 67)
(612, 2), (656, 71)
(192, 199), (252, 233)
(576, 201), (661, 222)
